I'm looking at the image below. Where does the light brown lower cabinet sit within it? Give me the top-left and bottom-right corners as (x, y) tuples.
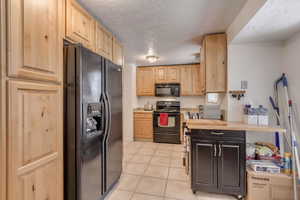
(134, 112), (153, 141)
(7, 80), (63, 200)
(247, 169), (295, 200)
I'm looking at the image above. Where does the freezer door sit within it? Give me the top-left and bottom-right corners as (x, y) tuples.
(80, 140), (103, 200)
(79, 46), (105, 199)
(103, 60), (123, 192)
(81, 47), (103, 103)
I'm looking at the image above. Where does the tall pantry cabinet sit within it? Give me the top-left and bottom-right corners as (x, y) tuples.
(1, 0), (64, 200)
(202, 34), (227, 93)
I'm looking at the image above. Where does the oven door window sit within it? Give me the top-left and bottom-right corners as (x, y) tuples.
(156, 87), (171, 96)
(158, 116), (176, 128)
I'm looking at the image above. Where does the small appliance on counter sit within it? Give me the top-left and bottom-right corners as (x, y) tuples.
(203, 104), (222, 120)
(186, 112), (201, 120)
(153, 101), (181, 144)
(144, 101), (154, 111)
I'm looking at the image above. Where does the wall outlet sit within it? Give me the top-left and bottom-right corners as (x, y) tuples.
(241, 80), (248, 90)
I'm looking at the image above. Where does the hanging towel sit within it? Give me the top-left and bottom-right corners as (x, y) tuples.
(160, 113), (169, 126)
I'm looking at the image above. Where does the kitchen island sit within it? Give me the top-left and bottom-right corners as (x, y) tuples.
(184, 119), (286, 199)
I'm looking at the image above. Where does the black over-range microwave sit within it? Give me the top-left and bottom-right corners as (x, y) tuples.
(155, 83), (180, 97)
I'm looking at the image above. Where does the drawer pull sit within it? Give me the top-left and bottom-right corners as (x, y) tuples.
(214, 144), (217, 157)
(252, 177), (270, 181)
(210, 132), (224, 135)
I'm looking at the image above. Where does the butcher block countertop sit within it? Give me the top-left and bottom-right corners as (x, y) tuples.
(133, 108), (153, 113)
(186, 119), (286, 133)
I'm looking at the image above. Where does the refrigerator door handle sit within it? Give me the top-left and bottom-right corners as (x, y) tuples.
(100, 95), (108, 136)
(105, 93), (112, 140)
(102, 92), (111, 143)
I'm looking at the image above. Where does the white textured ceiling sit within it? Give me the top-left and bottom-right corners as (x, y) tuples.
(79, 0), (246, 66)
(233, 0), (300, 44)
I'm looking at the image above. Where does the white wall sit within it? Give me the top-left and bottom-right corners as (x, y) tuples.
(228, 43), (283, 143)
(282, 32), (300, 141)
(122, 64), (137, 142)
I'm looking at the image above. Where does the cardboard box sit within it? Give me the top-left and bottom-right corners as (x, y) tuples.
(247, 168), (294, 200)
(258, 115), (269, 126)
(244, 115), (258, 125)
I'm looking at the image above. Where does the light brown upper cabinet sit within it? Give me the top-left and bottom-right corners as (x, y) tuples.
(102, 28), (113, 61)
(113, 37), (124, 66)
(180, 64), (203, 96)
(95, 22), (105, 57)
(95, 22), (114, 62)
(155, 67), (167, 83)
(136, 64), (204, 96)
(180, 66), (193, 95)
(7, 80), (63, 200)
(155, 66), (180, 83)
(167, 67), (180, 82)
(66, 0), (96, 51)
(200, 39), (206, 93)
(192, 64), (204, 95)
(7, 0), (64, 82)
(202, 33), (227, 93)
(136, 67), (155, 96)
(65, 0), (122, 64)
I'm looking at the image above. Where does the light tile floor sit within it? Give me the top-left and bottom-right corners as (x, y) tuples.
(106, 141), (236, 200)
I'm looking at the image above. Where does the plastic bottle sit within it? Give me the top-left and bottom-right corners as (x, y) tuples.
(283, 152), (292, 175)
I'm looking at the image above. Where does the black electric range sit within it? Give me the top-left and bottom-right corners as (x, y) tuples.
(153, 101), (181, 144)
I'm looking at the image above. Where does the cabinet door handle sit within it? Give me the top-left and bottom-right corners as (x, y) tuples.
(218, 144), (222, 157)
(211, 132), (224, 135)
(214, 144), (217, 157)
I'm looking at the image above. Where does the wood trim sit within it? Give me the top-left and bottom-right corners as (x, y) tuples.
(17, 153), (59, 176)
(0, 0), (6, 199)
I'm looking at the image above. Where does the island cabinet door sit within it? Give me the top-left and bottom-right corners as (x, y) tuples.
(191, 139), (218, 192)
(217, 141), (246, 196)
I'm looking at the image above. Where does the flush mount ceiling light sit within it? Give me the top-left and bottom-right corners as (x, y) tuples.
(146, 55), (159, 63)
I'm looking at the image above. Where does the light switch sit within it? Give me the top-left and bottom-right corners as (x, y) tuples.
(241, 80), (248, 90)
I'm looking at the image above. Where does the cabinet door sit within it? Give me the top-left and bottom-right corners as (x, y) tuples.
(155, 67), (167, 83)
(7, 0), (64, 82)
(22, 160), (59, 200)
(113, 37), (123, 66)
(205, 34), (227, 92)
(191, 139), (218, 192)
(191, 65), (203, 95)
(66, 0), (95, 50)
(247, 176), (270, 200)
(180, 66), (193, 95)
(7, 81), (63, 200)
(136, 67), (155, 96)
(103, 29), (113, 61)
(134, 114), (153, 140)
(95, 22), (105, 57)
(200, 40), (206, 93)
(218, 141), (245, 195)
(167, 67), (180, 83)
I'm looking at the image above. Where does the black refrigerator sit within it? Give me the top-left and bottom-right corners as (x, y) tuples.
(64, 44), (123, 200)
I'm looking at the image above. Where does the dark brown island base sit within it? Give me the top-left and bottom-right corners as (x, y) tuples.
(185, 120), (286, 200)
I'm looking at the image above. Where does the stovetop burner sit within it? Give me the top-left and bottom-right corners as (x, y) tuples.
(155, 109), (180, 113)
(155, 101), (180, 113)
